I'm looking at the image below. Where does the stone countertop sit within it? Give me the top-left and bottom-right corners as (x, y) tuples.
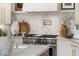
(57, 37), (79, 45)
(11, 45), (49, 56)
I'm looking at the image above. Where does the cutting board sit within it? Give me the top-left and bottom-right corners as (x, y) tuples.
(60, 24), (68, 37)
(19, 20), (31, 34)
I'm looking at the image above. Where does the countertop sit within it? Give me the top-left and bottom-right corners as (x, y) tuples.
(11, 45), (49, 56)
(57, 37), (79, 45)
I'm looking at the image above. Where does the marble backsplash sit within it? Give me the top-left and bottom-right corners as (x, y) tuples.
(12, 12), (75, 35)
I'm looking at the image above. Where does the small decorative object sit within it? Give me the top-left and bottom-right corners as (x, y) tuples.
(61, 3), (75, 10)
(15, 3), (23, 11)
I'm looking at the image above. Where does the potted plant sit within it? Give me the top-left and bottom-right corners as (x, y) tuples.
(0, 29), (7, 36)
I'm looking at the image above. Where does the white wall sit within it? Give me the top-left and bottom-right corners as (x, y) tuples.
(13, 12), (75, 35)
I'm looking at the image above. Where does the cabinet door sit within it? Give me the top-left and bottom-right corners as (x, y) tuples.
(57, 39), (79, 56)
(23, 3), (58, 12)
(4, 3), (11, 24)
(57, 40), (67, 56)
(75, 3), (79, 24)
(0, 8), (2, 24)
(70, 44), (78, 56)
(66, 41), (79, 56)
(65, 41), (79, 56)
(0, 4), (5, 24)
(0, 3), (11, 24)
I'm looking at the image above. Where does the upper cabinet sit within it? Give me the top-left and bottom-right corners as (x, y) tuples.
(23, 3), (58, 12)
(75, 3), (79, 24)
(12, 3), (59, 13)
(0, 3), (11, 24)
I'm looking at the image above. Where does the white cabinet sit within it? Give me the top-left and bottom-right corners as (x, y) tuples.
(70, 44), (78, 56)
(12, 3), (59, 13)
(75, 3), (79, 24)
(0, 3), (11, 24)
(23, 3), (58, 12)
(57, 38), (79, 56)
(57, 39), (67, 56)
(68, 41), (79, 56)
(65, 41), (79, 56)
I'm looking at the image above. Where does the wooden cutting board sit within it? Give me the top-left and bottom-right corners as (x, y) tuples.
(60, 24), (68, 37)
(19, 20), (31, 34)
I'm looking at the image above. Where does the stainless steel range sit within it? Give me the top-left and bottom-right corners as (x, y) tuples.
(22, 34), (58, 56)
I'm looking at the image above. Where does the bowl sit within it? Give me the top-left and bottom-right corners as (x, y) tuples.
(65, 34), (73, 39)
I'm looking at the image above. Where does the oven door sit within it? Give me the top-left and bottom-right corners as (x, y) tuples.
(49, 45), (57, 56)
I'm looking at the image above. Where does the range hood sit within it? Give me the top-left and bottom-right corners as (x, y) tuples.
(23, 3), (58, 12)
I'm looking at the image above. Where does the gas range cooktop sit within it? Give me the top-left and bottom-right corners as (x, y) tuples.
(23, 34), (57, 56)
(24, 34), (58, 38)
(23, 34), (58, 45)
(23, 34), (58, 40)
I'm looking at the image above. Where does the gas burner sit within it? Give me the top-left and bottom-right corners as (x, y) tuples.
(22, 35), (57, 45)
